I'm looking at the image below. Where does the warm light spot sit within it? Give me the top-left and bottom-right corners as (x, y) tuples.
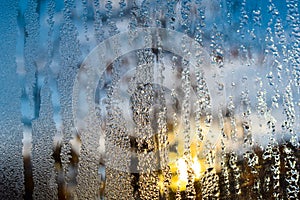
(177, 158), (188, 181)
(168, 156), (178, 173)
(191, 157), (201, 180)
(166, 126), (209, 192)
(190, 141), (197, 158)
(167, 131), (176, 144)
(158, 174), (165, 195)
(176, 158), (188, 191)
(167, 158), (190, 191)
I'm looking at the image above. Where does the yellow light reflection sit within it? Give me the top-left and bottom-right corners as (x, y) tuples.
(191, 156), (201, 180)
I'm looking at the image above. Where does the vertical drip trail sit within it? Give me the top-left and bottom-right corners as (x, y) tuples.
(104, 25), (133, 198)
(105, 114), (134, 199)
(31, 78), (58, 199)
(286, 0), (300, 88)
(92, 0), (105, 44)
(200, 158), (220, 199)
(264, 3), (285, 199)
(219, 106), (230, 199)
(237, 0), (250, 64)
(81, 0), (89, 42)
(181, 41), (191, 156)
(155, 31), (170, 199)
(22, 1), (40, 198)
(180, 0), (192, 33)
(105, 0), (119, 36)
(283, 144), (299, 199)
(256, 67), (280, 198)
(0, 0), (24, 199)
(237, 0), (248, 40)
(228, 152), (241, 198)
(180, 35), (196, 199)
(284, 4), (300, 197)
(24, 0), (39, 112)
(45, 0), (66, 199)
(220, 140), (231, 198)
(46, 0), (55, 69)
(57, 0), (82, 198)
(225, 0), (233, 25)
(282, 84), (299, 198)
(170, 55), (182, 199)
(212, 24), (224, 68)
(29, 0), (59, 198)
(75, 65), (101, 199)
(287, 0), (300, 133)
(132, 33), (160, 199)
(227, 97), (238, 142)
(105, 105), (134, 199)
(166, 0), (177, 30)
(119, 0), (126, 19)
(240, 86), (261, 199)
(76, 0), (119, 199)
(194, 4), (207, 184)
(194, 0), (205, 47)
(140, 0), (151, 27)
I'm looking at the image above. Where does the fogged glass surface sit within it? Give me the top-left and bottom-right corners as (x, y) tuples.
(0, 0), (299, 199)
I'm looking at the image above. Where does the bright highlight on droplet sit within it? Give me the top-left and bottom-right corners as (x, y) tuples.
(167, 156), (206, 192)
(177, 158), (188, 184)
(191, 157), (201, 180)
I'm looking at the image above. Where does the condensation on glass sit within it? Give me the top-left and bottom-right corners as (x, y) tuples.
(0, 0), (299, 199)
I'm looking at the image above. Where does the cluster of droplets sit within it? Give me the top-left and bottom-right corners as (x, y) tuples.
(199, 150), (219, 199)
(225, 0), (233, 25)
(185, 167), (196, 199)
(129, 39), (161, 199)
(237, 0), (248, 39)
(57, 0), (85, 198)
(31, 80), (57, 199)
(227, 97), (238, 142)
(201, 168), (220, 199)
(105, 108), (133, 199)
(105, 0), (119, 36)
(165, 0), (176, 30)
(240, 90), (252, 145)
(251, 8), (262, 40)
(80, 0), (89, 41)
(243, 151), (261, 198)
(104, 29), (134, 199)
(228, 152), (241, 198)
(24, 0), (39, 111)
(219, 112), (231, 198)
(283, 145), (299, 199)
(156, 32), (172, 199)
(262, 140), (281, 199)
(118, 0), (126, 19)
(194, 70), (208, 142)
(140, 0), (151, 27)
(283, 84), (297, 146)
(181, 46), (192, 154)
(210, 24), (224, 67)
(286, 0), (300, 87)
(180, 0), (192, 33)
(93, 0), (105, 43)
(0, 1), (25, 199)
(194, 1), (205, 46)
